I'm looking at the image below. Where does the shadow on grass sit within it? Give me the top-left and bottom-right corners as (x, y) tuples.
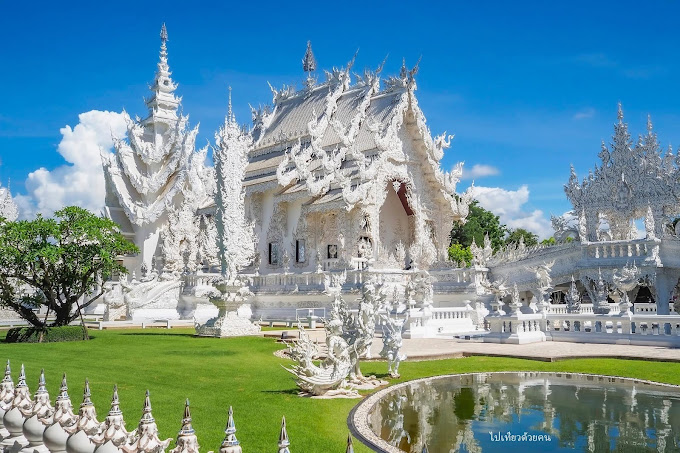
(119, 332), (197, 338)
(261, 387), (302, 396)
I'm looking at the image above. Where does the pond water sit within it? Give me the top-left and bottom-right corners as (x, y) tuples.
(367, 372), (680, 452)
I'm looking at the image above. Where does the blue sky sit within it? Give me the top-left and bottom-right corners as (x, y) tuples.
(2, 0), (680, 236)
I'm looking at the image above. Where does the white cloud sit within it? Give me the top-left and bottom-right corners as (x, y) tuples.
(470, 185), (553, 239)
(461, 164), (500, 180)
(573, 108), (595, 120)
(19, 110), (126, 219)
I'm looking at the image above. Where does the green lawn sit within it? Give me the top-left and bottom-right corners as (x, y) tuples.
(1, 329), (679, 452)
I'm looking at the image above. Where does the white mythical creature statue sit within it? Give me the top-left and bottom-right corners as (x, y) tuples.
(285, 277), (388, 396)
(612, 263), (640, 314)
(379, 313), (408, 378)
(481, 277), (509, 315)
(525, 260), (555, 311)
(284, 321), (356, 397)
(565, 275), (581, 314)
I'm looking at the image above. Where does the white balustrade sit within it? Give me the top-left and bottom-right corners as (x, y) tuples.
(0, 362), (361, 453)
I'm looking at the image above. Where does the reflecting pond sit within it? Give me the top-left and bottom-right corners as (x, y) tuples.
(367, 372), (680, 452)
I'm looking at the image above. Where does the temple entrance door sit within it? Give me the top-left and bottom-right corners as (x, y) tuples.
(378, 182), (413, 267)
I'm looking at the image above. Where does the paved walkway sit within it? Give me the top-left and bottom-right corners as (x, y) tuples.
(264, 329), (680, 362)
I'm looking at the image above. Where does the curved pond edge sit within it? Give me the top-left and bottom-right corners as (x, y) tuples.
(347, 371), (680, 453)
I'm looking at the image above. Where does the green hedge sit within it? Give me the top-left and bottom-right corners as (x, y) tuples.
(5, 326), (88, 343)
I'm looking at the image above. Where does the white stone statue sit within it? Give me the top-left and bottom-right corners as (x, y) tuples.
(565, 275), (581, 314)
(284, 320), (356, 397)
(379, 313), (408, 378)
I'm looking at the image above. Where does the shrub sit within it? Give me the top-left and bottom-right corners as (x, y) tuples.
(5, 326), (88, 343)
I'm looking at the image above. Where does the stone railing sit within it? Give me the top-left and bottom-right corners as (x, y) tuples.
(634, 302), (678, 314)
(581, 238), (659, 261)
(0, 362), (355, 453)
(547, 303), (620, 315)
(486, 312), (680, 346)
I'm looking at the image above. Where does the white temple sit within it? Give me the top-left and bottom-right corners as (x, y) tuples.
(98, 26), (680, 346)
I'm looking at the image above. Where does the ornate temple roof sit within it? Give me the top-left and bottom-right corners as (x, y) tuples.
(243, 51), (469, 220)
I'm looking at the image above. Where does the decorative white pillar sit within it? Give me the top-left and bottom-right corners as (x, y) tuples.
(65, 379), (100, 453)
(91, 386), (130, 453)
(0, 361), (15, 440)
(2, 364), (32, 451)
(21, 369), (53, 453)
(345, 434), (354, 453)
(169, 400), (199, 453)
(43, 374), (77, 453)
(121, 391), (171, 453)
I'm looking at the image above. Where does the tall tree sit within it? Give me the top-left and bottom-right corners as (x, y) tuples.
(0, 207), (138, 333)
(450, 201), (508, 252)
(505, 228), (539, 247)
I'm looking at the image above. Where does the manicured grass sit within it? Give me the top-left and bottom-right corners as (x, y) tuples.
(1, 329), (679, 452)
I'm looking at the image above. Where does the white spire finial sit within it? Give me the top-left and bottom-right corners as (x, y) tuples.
(647, 114), (653, 133)
(617, 102), (624, 122)
(228, 86), (234, 123)
(161, 23), (168, 44)
(302, 41), (317, 74)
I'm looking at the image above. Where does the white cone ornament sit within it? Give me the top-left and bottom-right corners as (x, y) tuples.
(2, 364), (32, 450)
(121, 391), (171, 453)
(169, 400), (199, 453)
(43, 374), (77, 453)
(0, 360), (15, 439)
(217, 407), (241, 453)
(91, 386), (130, 453)
(65, 379), (101, 453)
(277, 417), (290, 453)
(21, 369), (53, 453)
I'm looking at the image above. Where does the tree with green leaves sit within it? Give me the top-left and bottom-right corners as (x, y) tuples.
(448, 243), (473, 266)
(505, 228), (539, 247)
(450, 201), (508, 252)
(0, 206), (138, 336)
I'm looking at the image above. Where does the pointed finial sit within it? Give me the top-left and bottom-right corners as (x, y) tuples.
(17, 364), (27, 388)
(227, 86), (234, 123)
(56, 373), (69, 401)
(81, 378), (93, 406)
(302, 41), (317, 73)
(422, 445), (429, 453)
(400, 58), (407, 79)
(179, 399), (194, 435)
(617, 102), (624, 122)
(109, 384), (122, 415)
(647, 114), (653, 133)
(36, 368), (47, 394)
(161, 24), (168, 43)
(219, 406), (240, 449)
(278, 416), (290, 453)
(3, 360), (11, 383)
(345, 434), (354, 453)
(140, 389), (154, 423)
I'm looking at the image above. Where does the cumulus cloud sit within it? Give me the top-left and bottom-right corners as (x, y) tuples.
(470, 185), (553, 239)
(461, 164), (500, 180)
(19, 110), (126, 219)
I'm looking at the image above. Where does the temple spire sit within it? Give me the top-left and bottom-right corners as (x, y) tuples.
(617, 102), (624, 122)
(227, 86), (234, 124)
(302, 41), (317, 74)
(145, 23), (179, 119)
